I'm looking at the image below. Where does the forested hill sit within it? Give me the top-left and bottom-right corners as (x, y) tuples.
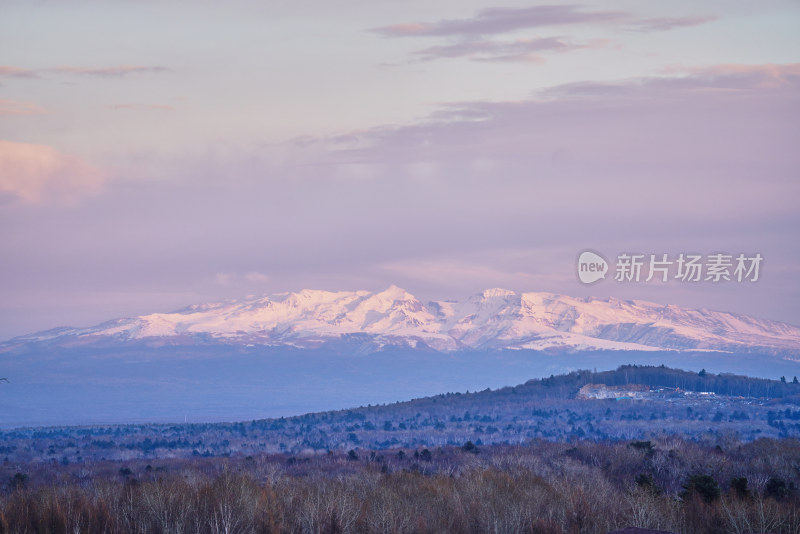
(519, 364), (800, 399)
(2, 365), (800, 463)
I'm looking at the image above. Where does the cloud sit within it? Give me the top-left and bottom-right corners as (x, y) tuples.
(415, 36), (608, 62)
(0, 65), (169, 82)
(51, 65), (169, 77)
(3, 64), (797, 338)
(372, 6), (714, 63)
(214, 271), (270, 287)
(107, 103), (174, 111)
(214, 273), (233, 287)
(0, 140), (105, 204)
(664, 63), (800, 90)
(377, 254), (571, 291)
(372, 5), (628, 37)
(0, 66), (39, 79)
(245, 272), (270, 283)
(309, 63), (799, 222)
(628, 15), (718, 32)
(314, 64), (800, 151)
(0, 99), (46, 116)
(538, 63), (800, 99)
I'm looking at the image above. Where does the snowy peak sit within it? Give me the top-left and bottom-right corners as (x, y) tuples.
(3, 287), (800, 357)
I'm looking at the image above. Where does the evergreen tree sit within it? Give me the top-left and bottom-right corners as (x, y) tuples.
(682, 474), (720, 503)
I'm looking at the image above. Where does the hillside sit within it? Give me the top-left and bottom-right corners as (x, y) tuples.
(3, 366), (799, 464)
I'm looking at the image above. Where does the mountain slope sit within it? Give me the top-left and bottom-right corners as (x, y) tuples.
(3, 286), (800, 357)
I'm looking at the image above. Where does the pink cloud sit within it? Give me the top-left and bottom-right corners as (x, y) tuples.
(377, 256), (570, 290)
(0, 64), (169, 85)
(373, 6), (714, 63)
(0, 99), (46, 116)
(0, 140), (105, 204)
(51, 65), (169, 77)
(245, 272), (270, 283)
(628, 15), (718, 32)
(313, 63), (799, 207)
(538, 63), (800, 99)
(415, 36), (606, 62)
(0, 66), (39, 79)
(107, 103), (174, 111)
(373, 6), (716, 38)
(667, 63), (800, 90)
(372, 5), (628, 37)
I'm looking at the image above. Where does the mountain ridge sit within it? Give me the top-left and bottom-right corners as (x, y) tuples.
(4, 286), (800, 358)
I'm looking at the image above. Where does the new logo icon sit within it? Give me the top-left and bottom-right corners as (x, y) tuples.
(577, 250), (608, 284)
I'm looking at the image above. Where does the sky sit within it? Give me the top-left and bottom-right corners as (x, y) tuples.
(0, 0), (799, 340)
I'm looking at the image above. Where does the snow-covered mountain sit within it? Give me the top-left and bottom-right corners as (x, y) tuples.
(4, 286), (800, 357)
(3, 286), (800, 427)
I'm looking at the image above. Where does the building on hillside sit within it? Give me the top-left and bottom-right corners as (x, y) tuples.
(577, 383), (650, 400)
